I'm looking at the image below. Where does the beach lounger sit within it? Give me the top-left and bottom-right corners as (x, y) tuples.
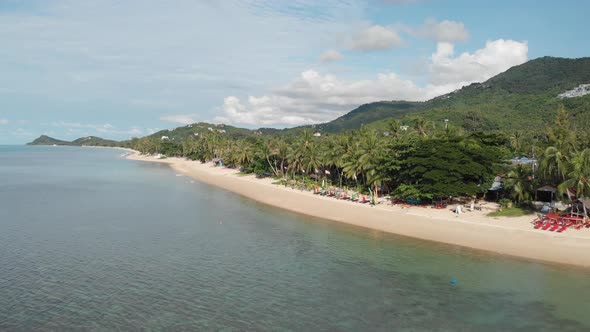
(542, 222), (554, 231)
(557, 222), (572, 233)
(549, 222), (561, 232)
(533, 219), (544, 229)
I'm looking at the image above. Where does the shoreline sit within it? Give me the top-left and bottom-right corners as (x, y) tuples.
(126, 151), (590, 268)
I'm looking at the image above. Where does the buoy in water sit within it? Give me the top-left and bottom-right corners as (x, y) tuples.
(451, 279), (457, 285)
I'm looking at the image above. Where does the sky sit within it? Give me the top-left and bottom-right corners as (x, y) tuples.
(0, 0), (588, 144)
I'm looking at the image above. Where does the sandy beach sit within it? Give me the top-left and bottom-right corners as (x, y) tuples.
(127, 152), (590, 268)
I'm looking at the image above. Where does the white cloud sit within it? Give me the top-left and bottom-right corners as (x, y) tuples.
(0, 0), (366, 141)
(350, 25), (403, 50)
(215, 39), (528, 127)
(0, 0), (363, 102)
(409, 19), (469, 43)
(96, 126), (143, 136)
(429, 39), (528, 86)
(51, 121), (143, 136)
(129, 99), (180, 109)
(160, 115), (197, 125)
(13, 128), (33, 136)
(382, 0), (424, 4)
(0, 118), (8, 125)
(319, 50), (343, 62)
(215, 70), (424, 126)
(52, 121), (113, 130)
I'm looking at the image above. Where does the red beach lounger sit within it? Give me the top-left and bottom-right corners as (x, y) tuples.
(557, 222), (572, 233)
(549, 222), (561, 231)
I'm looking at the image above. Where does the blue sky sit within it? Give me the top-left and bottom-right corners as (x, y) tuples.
(0, 0), (588, 144)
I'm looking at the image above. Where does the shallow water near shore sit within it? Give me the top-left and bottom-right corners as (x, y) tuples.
(1, 146), (590, 331)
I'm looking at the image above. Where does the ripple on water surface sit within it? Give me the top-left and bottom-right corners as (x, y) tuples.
(1, 146), (590, 331)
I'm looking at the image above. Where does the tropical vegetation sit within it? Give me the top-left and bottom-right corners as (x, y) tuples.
(28, 56), (590, 207)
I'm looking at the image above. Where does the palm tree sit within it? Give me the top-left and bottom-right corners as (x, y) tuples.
(267, 137), (290, 177)
(413, 116), (433, 138)
(358, 128), (386, 203)
(236, 140), (254, 167)
(558, 148), (590, 199)
(540, 146), (570, 184)
(324, 136), (346, 187)
(548, 106), (576, 150)
(504, 165), (533, 203)
(287, 146), (304, 181)
(387, 119), (403, 140)
(342, 140), (363, 190)
(303, 141), (322, 183)
(258, 140), (278, 176)
(509, 131), (524, 153)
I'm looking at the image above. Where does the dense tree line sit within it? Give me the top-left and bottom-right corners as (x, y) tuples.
(129, 108), (590, 205)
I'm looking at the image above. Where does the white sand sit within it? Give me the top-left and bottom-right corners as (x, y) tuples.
(127, 152), (590, 267)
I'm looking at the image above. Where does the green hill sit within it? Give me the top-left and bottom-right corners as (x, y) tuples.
(312, 101), (422, 132)
(27, 135), (75, 146)
(146, 122), (256, 141)
(485, 56), (590, 94)
(303, 56), (590, 133)
(403, 56), (590, 132)
(27, 135), (121, 147)
(71, 136), (120, 147)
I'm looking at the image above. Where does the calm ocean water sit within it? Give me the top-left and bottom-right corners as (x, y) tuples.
(1, 145), (590, 331)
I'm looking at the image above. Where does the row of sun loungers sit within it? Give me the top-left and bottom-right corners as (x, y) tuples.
(313, 188), (372, 203)
(533, 213), (590, 232)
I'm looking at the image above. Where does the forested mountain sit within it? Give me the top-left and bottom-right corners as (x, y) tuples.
(308, 101), (422, 133)
(297, 56), (590, 133)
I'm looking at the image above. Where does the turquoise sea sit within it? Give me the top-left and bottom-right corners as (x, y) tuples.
(1, 145), (590, 331)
